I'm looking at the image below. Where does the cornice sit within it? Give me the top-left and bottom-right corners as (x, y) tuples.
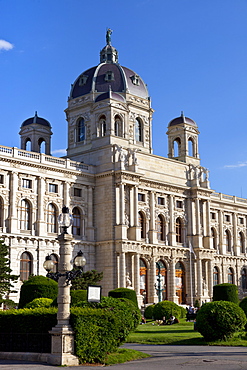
(0, 156), (94, 180)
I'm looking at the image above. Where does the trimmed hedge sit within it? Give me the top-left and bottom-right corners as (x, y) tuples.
(70, 290), (87, 306)
(196, 301), (246, 341)
(213, 283), (239, 304)
(77, 296), (141, 342)
(153, 300), (181, 320)
(25, 298), (53, 309)
(18, 275), (58, 309)
(108, 288), (138, 307)
(144, 304), (155, 319)
(0, 307), (57, 334)
(71, 307), (120, 363)
(239, 297), (247, 330)
(0, 297), (140, 364)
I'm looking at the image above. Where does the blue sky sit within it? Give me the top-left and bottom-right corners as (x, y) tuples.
(1, 0), (247, 197)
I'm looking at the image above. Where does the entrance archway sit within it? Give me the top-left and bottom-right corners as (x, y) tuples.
(175, 261), (185, 304)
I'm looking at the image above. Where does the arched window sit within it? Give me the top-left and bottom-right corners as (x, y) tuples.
(227, 267), (234, 284)
(99, 115), (106, 137)
(47, 203), (57, 233)
(239, 232), (245, 254)
(25, 138), (31, 151)
(38, 138), (46, 153)
(211, 228), (217, 249)
(157, 215), (165, 241)
(173, 138), (181, 157)
(19, 199), (31, 230)
(188, 138), (194, 157)
(140, 258), (147, 303)
(175, 217), (182, 243)
(72, 207), (81, 236)
(135, 118), (143, 142)
(242, 268), (247, 291)
(213, 266), (219, 286)
(77, 118), (85, 142)
(20, 251), (32, 281)
(50, 253), (59, 273)
(225, 229), (231, 252)
(114, 115), (122, 137)
(138, 211), (145, 239)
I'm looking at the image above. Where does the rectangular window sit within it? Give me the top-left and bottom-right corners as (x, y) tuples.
(74, 188), (82, 197)
(225, 214), (230, 222)
(0, 175), (4, 184)
(158, 197), (165, 205)
(138, 193), (145, 202)
(22, 179), (32, 189)
(49, 183), (58, 193)
(176, 200), (183, 208)
(211, 212), (216, 220)
(239, 217), (244, 225)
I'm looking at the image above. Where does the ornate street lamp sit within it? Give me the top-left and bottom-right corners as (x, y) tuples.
(43, 250), (86, 284)
(45, 206), (85, 366)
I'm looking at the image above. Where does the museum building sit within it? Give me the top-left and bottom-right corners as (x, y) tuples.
(1, 33), (247, 306)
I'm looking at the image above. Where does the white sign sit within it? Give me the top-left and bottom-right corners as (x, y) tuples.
(87, 285), (102, 302)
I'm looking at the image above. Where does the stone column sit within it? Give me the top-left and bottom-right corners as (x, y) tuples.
(218, 211), (224, 254)
(208, 259), (213, 300)
(87, 186), (94, 241)
(169, 258), (177, 302)
(134, 253), (143, 307)
(63, 182), (70, 209)
(195, 198), (200, 235)
(120, 183), (125, 224)
(9, 171), (18, 233)
(149, 191), (157, 244)
(49, 233), (79, 366)
(196, 257), (202, 304)
(149, 257), (158, 303)
(233, 213), (238, 256)
(37, 176), (45, 235)
(169, 195), (175, 245)
(119, 252), (126, 287)
(116, 253), (120, 288)
(115, 185), (120, 225)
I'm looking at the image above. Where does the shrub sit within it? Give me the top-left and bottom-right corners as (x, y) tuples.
(71, 307), (119, 363)
(213, 283), (239, 304)
(153, 300), (181, 320)
(25, 298), (53, 309)
(108, 288), (138, 307)
(70, 290), (87, 306)
(18, 275), (58, 309)
(239, 297), (247, 330)
(196, 301), (246, 341)
(144, 304), (155, 319)
(77, 296), (141, 341)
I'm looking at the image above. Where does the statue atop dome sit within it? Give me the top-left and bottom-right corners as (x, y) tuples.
(106, 28), (113, 45)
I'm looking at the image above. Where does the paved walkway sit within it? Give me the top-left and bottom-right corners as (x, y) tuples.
(1, 344), (247, 369)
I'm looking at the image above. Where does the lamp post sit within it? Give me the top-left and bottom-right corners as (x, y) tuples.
(44, 206), (86, 366)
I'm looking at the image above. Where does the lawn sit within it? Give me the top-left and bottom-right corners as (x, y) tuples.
(127, 319), (247, 346)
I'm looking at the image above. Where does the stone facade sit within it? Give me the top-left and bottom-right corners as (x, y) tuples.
(1, 36), (247, 307)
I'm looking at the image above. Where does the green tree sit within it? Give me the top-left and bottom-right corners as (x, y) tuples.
(71, 270), (103, 290)
(0, 240), (19, 299)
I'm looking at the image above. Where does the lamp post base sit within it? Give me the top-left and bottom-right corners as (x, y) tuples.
(48, 326), (79, 366)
